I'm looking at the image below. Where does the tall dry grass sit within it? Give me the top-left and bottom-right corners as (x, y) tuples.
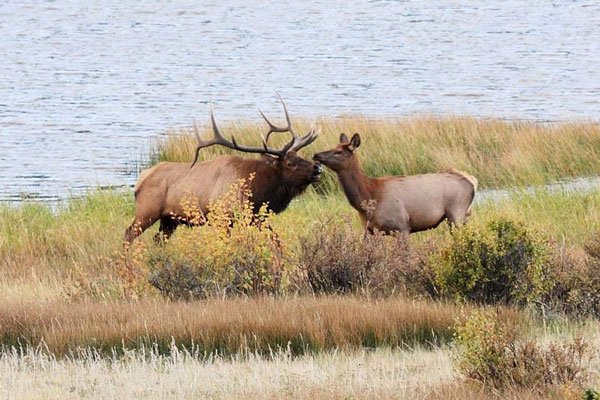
(0, 346), (456, 400)
(0, 296), (477, 356)
(1, 333), (598, 400)
(153, 116), (600, 191)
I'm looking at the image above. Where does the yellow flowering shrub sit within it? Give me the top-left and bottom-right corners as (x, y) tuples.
(119, 175), (290, 300)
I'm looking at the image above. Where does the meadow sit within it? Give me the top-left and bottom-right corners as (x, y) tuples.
(2, 116), (600, 398)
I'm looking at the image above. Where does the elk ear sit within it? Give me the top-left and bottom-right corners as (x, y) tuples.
(340, 133), (349, 144)
(261, 154), (279, 167)
(348, 133), (361, 151)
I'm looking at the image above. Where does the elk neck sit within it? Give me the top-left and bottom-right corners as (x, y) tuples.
(336, 156), (376, 212)
(248, 161), (307, 214)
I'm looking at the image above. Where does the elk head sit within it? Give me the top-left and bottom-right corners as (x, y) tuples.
(191, 95), (322, 186)
(313, 133), (361, 172)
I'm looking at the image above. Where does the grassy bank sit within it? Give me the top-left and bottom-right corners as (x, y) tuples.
(154, 116), (600, 191)
(2, 188), (600, 299)
(2, 116), (600, 397)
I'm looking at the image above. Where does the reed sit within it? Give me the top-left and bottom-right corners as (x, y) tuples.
(153, 116), (600, 191)
(0, 296), (472, 356)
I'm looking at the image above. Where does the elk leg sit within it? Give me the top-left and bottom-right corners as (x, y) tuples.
(154, 217), (179, 244)
(123, 216), (159, 246)
(445, 208), (469, 234)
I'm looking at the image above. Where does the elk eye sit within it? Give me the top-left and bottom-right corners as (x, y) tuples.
(334, 151), (342, 156)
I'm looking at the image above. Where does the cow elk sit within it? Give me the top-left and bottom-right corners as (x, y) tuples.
(124, 97), (322, 244)
(313, 133), (477, 235)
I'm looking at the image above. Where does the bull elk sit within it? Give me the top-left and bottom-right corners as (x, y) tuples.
(313, 133), (477, 235)
(124, 97), (322, 244)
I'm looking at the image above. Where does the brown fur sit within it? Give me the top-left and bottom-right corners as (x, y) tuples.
(124, 152), (321, 244)
(313, 133), (477, 235)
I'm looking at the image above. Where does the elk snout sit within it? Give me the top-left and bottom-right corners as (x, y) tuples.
(310, 162), (323, 181)
(313, 153), (325, 163)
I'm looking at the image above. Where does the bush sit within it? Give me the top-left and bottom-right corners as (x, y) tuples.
(455, 309), (592, 390)
(542, 238), (600, 318)
(125, 176), (289, 300)
(434, 217), (551, 305)
(296, 218), (436, 296)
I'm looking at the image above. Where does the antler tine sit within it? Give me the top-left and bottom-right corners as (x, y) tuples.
(190, 102), (317, 167)
(288, 126), (319, 153)
(190, 107), (229, 168)
(190, 118), (208, 168)
(259, 132), (270, 153)
(276, 92), (296, 137)
(210, 106), (229, 143)
(259, 93), (299, 144)
(259, 109), (290, 143)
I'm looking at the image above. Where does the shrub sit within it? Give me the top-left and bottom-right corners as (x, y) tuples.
(542, 238), (600, 318)
(128, 176), (289, 299)
(296, 218), (435, 296)
(434, 217), (551, 305)
(455, 309), (592, 390)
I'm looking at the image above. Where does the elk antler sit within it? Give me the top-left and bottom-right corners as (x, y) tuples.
(259, 93), (318, 153)
(190, 99), (318, 168)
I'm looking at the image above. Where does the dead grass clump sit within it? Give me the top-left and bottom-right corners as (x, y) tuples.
(542, 236), (600, 318)
(296, 217), (435, 296)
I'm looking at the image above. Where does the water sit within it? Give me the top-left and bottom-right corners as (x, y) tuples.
(476, 176), (600, 204)
(1, 1), (599, 203)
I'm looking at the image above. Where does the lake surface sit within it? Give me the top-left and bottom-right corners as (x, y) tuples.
(1, 1), (599, 203)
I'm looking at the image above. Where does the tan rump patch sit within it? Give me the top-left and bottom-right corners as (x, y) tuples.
(442, 168), (478, 191)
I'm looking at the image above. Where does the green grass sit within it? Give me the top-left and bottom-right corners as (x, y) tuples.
(0, 190), (134, 293)
(153, 116), (600, 191)
(2, 188), (600, 284)
(273, 188), (600, 247)
(475, 189), (600, 244)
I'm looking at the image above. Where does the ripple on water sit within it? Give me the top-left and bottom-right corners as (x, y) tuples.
(1, 1), (599, 202)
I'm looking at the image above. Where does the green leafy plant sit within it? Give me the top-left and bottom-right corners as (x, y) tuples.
(434, 216), (550, 305)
